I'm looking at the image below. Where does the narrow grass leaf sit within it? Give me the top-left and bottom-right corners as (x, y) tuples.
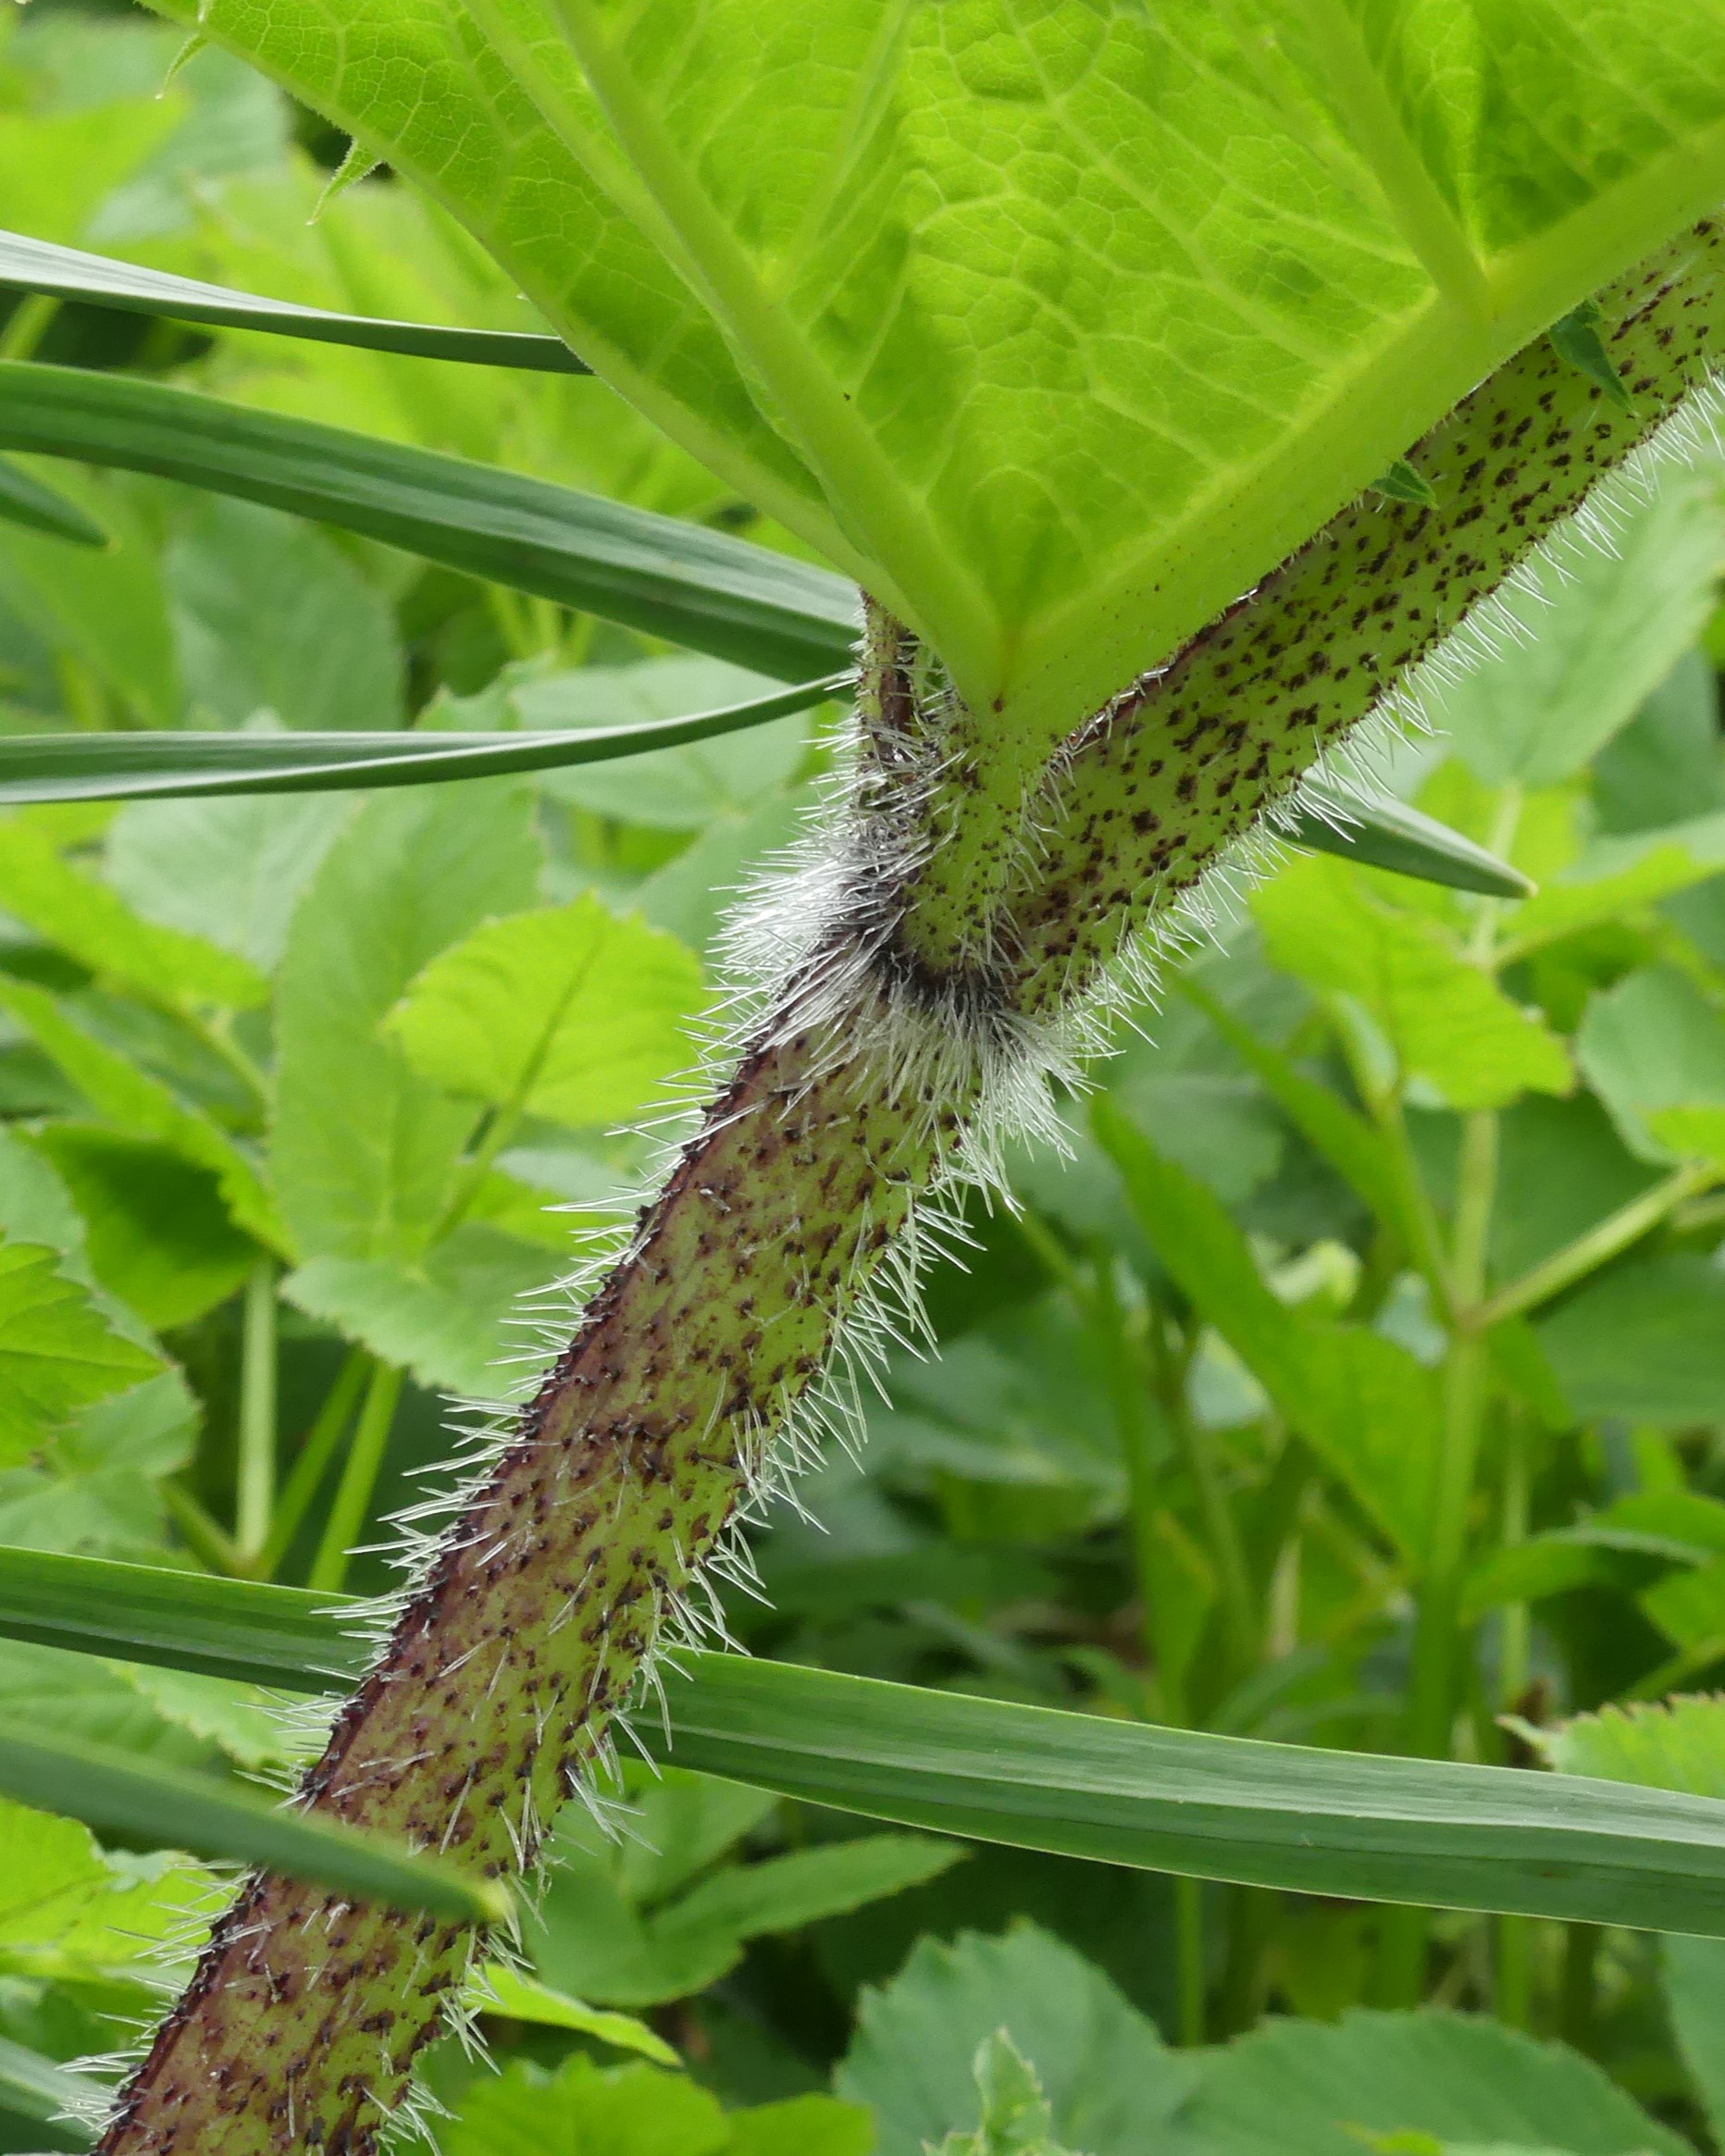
(1292, 785), (1534, 898)
(0, 363), (858, 677)
(6, 1553), (1725, 1934)
(0, 676), (843, 805)
(0, 1725), (506, 1925)
(0, 2030), (90, 2140)
(0, 454), (105, 548)
(0, 226), (588, 373)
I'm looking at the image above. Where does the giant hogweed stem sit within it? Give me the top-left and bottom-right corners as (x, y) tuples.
(100, 1009), (951, 2154)
(102, 218), (1725, 2152)
(904, 222), (1725, 999)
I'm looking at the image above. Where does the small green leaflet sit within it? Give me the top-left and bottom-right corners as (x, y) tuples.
(0, 1242), (159, 1468)
(463, 1964), (679, 2065)
(0, 225), (590, 374)
(931, 2034), (1079, 2156)
(1370, 460), (1440, 510)
(439, 2053), (871, 2156)
(1293, 784), (1533, 899)
(0, 820), (267, 1010)
(1549, 300), (1637, 411)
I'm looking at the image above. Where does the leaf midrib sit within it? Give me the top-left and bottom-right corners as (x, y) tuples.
(543, 0), (997, 682)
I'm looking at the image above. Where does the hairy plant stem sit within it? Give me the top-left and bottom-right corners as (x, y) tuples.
(103, 219), (1725, 2152)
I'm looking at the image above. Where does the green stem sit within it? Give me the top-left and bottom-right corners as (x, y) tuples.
(1081, 1245), (1164, 1677)
(1409, 1109), (1499, 1743)
(259, 1349), (371, 1580)
(1381, 1109), (1500, 2006)
(1559, 1923), (1601, 2054)
(1496, 1415), (1532, 1713)
(1149, 1312), (1257, 1689)
(233, 1259), (278, 1564)
(162, 1480), (242, 1578)
(1173, 1877), (1207, 2047)
(309, 1363), (404, 1594)
(1476, 1159), (1718, 1329)
(0, 293), (59, 363)
(1333, 1006), (1458, 1320)
(176, 1006), (269, 1117)
(1495, 1414), (1533, 2027)
(1073, 1236), (1210, 2043)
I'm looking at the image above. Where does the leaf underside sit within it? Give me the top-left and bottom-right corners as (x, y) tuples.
(148, 0), (1725, 759)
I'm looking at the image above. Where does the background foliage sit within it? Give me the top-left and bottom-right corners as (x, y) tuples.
(6, 6), (1725, 2153)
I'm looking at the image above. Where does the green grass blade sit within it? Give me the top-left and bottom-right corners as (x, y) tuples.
(658, 1659), (1725, 1936)
(5, 1548), (1725, 1935)
(0, 362), (858, 679)
(0, 2032), (88, 2144)
(0, 454), (106, 548)
(0, 227), (589, 375)
(0, 1545), (358, 1686)
(0, 676), (844, 804)
(0, 1723), (507, 1927)
(1292, 782), (1534, 898)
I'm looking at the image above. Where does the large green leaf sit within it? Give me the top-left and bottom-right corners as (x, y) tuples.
(1160, 2012), (1679, 2156)
(0, 224), (589, 373)
(12, 1551), (1725, 1932)
(0, 362), (858, 681)
(387, 895), (703, 1128)
(271, 785), (541, 1263)
(151, 0), (1725, 761)
(1253, 856), (1573, 1110)
(838, 1925), (1191, 2156)
(0, 1242), (161, 1469)
(440, 2054), (870, 2156)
